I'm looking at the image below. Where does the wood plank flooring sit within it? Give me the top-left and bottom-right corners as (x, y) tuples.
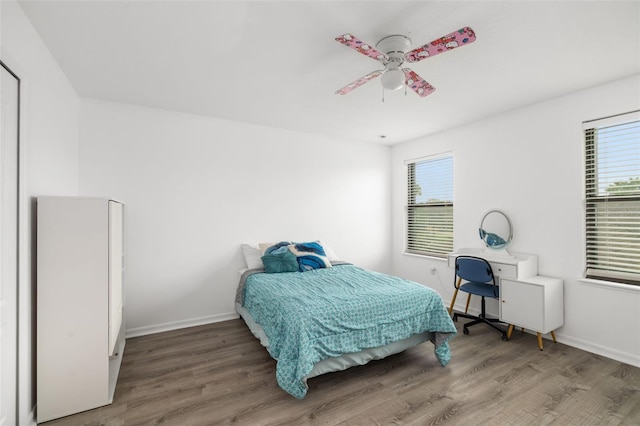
(42, 318), (640, 425)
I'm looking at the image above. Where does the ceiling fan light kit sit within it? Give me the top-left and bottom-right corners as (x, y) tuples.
(335, 27), (476, 99)
(381, 68), (404, 91)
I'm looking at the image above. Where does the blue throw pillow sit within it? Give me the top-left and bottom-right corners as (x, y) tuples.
(289, 242), (332, 271)
(264, 241), (292, 255)
(261, 249), (299, 273)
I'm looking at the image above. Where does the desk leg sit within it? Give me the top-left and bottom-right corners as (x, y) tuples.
(507, 324), (514, 340)
(464, 294), (471, 314)
(537, 332), (544, 351)
(551, 330), (557, 343)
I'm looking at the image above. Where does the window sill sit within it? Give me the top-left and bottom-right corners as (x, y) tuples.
(578, 277), (640, 294)
(403, 251), (448, 263)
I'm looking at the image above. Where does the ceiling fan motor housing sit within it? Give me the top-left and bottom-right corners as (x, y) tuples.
(376, 35), (411, 90)
(376, 35), (411, 63)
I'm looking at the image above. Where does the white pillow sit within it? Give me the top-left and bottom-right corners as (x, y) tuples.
(318, 240), (339, 262)
(240, 243), (263, 269)
(258, 242), (275, 254)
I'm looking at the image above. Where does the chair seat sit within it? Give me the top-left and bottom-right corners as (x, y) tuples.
(460, 281), (499, 298)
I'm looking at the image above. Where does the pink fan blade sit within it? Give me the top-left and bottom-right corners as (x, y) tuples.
(335, 34), (388, 62)
(404, 27), (476, 63)
(403, 69), (435, 97)
(335, 71), (383, 95)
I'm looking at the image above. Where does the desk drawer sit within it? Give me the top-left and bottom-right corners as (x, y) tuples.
(490, 262), (517, 278)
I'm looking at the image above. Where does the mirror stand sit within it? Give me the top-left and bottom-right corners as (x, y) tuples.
(481, 245), (513, 258)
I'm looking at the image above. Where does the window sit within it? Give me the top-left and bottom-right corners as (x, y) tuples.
(584, 111), (640, 284)
(406, 154), (453, 257)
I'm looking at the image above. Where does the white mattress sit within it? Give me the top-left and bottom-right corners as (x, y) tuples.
(235, 302), (431, 380)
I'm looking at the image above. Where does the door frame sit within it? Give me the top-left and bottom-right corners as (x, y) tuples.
(0, 58), (21, 426)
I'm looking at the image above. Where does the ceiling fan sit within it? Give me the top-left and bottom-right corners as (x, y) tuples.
(335, 27), (476, 98)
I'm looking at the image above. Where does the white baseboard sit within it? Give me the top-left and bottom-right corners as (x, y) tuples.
(448, 299), (640, 368)
(127, 304), (640, 369)
(555, 334), (640, 368)
(125, 312), (240, 338)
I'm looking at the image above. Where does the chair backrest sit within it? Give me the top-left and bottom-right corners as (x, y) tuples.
(455, 256), (495, 286)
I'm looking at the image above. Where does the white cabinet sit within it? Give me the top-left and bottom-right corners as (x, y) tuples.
(37, 197), (125, 423)
(500, 276), (563, 349)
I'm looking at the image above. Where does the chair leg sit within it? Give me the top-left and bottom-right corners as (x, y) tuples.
(449, 287), (459, 315)
(448, 277), (462, 315)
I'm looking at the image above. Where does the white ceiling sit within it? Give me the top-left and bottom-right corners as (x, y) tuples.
(18, 0), (640, 145)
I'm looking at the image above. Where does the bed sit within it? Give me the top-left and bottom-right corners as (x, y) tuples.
(235, 242), (457, 399)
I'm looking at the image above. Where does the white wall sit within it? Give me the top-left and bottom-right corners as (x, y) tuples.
(1, 1), (80, 424)
(3, 2), (637, 421)
(391, 74), (640, 367)
(79, 99), (391, 335)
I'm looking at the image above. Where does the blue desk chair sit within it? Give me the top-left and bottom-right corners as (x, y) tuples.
(449, 256), (508, 341)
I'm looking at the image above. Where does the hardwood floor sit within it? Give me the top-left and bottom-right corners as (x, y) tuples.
(42, 318), (640, 425)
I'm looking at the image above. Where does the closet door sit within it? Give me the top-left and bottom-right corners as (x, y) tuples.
(0, 60), (20, 426)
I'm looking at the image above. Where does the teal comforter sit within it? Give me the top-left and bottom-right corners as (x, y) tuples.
(241, 264), (457, 398)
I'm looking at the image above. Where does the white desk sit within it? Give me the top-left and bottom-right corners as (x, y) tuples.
(448, 248), (563, 350)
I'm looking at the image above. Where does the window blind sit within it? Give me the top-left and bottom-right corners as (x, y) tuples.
(407, 155), (453, 257)
(584, 112), (640, 284)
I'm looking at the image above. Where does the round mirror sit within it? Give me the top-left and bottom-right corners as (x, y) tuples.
(478, 210), (513, 250)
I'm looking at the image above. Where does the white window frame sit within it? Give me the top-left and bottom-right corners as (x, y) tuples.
(583, 110), (640, 285)
(405, 152), (454, 258)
